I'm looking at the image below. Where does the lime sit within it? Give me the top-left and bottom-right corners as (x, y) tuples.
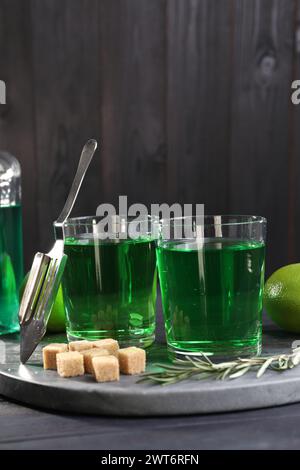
(264, 263), (300, 333)
(19, 273), (66, 333)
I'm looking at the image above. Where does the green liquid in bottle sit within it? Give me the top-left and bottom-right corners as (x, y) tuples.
(157, 238), (265, 357)
(63, 236), (157, 347)
(0, 205), (24, 335)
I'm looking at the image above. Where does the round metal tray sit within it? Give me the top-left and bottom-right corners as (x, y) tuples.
(0, 326), (299, 416)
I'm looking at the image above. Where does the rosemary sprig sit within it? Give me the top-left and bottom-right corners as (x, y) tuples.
(138, 346), (300, 386)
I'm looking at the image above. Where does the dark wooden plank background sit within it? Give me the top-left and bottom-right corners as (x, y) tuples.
(0, 0), (299, 276)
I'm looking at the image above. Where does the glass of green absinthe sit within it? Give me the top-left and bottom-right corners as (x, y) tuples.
(157, 216), (266, 358)
(61, 215), (159, 347)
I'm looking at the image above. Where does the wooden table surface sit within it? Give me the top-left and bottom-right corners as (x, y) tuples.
(1, 395), (300, 450)
(1, 311), (300, 450)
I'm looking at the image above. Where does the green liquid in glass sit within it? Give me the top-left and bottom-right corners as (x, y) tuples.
(63, 236), (157, 347)
(157, 238), (265, 357)
(0, 205), (23, 335)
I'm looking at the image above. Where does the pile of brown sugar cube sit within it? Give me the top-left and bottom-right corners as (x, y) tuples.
(42, 339), (146, 382)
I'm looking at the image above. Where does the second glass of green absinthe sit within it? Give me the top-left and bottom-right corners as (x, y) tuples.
(157, 238), (265, 357)
(63, 235), (157, 347)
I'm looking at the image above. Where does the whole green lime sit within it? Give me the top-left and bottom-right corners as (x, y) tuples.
(19, 273), (66, 333)
(264, 264), (300, 333)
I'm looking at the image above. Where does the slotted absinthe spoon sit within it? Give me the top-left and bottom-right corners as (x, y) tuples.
(19, 139), (98, 363)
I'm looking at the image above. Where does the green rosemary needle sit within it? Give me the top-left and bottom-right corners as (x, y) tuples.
(138, 346), (300, 386)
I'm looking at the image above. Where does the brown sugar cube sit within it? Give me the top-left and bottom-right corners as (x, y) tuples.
(69, 340), (92, 352)
(42, 343), (68, 370)
(56, 351), (84, 378)
(118, 347), (146, 375)
(91, 339), (119, 356)
(80, 348), (110, 374)
(92, 356), (120, 383)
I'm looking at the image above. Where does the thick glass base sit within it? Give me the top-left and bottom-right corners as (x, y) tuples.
(67, 326), (155, 349)
(167, 337), (262, 361)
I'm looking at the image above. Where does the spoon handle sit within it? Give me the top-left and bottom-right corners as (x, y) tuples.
(55, 139), (98, 237)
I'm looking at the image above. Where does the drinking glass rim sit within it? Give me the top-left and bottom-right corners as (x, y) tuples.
(160, 215), (267, 227)
(62, 214), (159, 228)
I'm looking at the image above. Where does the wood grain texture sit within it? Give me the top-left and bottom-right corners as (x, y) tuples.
(292, 0), (300, 262)
(2, 395), (300, 449)
(31, 0), (101, 253)
(0, 0), (298, 273)
(0, 0), (37, 269)
(229, 0), (295, 274)
(98, 0), (166, 208)
(166, 0), (233, 209)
